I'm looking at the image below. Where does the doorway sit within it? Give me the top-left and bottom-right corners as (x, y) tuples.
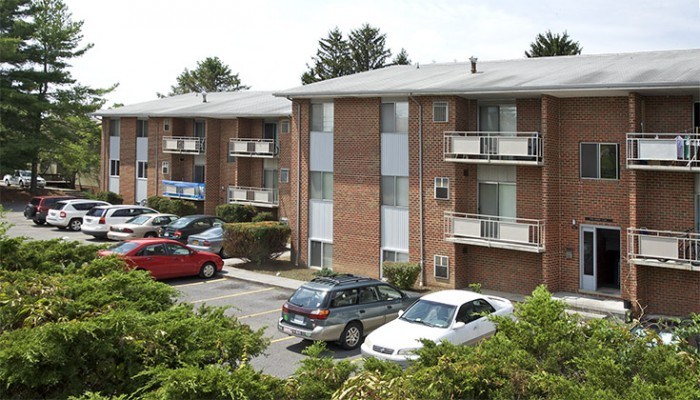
(580, 226), (620, 293)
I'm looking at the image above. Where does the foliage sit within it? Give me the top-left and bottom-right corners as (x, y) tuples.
(381, 262), (420, 290)
(525, 30), (582, 57)
(0, 236), (105, 273)
(302, 24), (409, 84)
(216, 203), (257, 223)
(165, 56), (249, 96)
(252, 211), (276, 223)
(468, 282), (482, 293)
(314, 267), (337, 277)
(88, 190), (123, 205)
(285, 342), (356, 400)
(223, 222), (290, 264)
(146, 196), (196, 216)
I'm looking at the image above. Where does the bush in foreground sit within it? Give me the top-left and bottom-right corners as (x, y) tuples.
(381, 262), (420, 290)
(223, 221), (290, 264)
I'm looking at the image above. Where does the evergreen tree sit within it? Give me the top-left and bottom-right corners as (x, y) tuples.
(168, 56), (249, 96)
(391, 48), (411, 65)
(525, 30), (582, 58)
(301, 27), (352, 85)
(348, 23), (392, 72)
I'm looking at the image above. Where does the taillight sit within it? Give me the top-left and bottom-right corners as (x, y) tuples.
(203, 240), (211, 246)
(173, 230), (182, 238)
(123, 228), (133, 233)
(309, 309), (330, 320)
(59, 211), (66, 218)
(282, 304), (289, 313)
(99, 217), (106, 224)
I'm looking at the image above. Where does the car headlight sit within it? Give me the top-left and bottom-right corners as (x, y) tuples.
(397, 347), (419, 356)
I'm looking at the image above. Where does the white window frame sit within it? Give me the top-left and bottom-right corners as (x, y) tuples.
(109, 119), (120, 137)
(434, 177), (449, 200)
(382, 249), (409, 263)
(310, 240), (333, 269)
(136, 119), (148, 138)
(281, 119), (290, 134)
(381, 101), (409, 134)
(161, 161), (170, 175)
(311, 102), (334, 132)
(580, 142), (619, 180)
(310, 171), (333, 201)
(433, 101), (448, 122)
(163, 118), (171, 132)
(478, 103), (516, 132)
(280, 168), (289, 183)
(434, 255), (449, 279)
(109, 159), (120, 177)
(382, 176), (408, 207)
(136, 161), (147, 179)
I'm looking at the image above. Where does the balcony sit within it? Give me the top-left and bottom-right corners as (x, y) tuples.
(627, 228), (700, 271)
(444, 212), (545, 253)
(229, 138), (277, 158)
(626, 132), (700, 172)
(162, 180), (205, 201)
(162, 136), (205, 155)
(228, 186), (278, 208)
(444, 131), (542, 165)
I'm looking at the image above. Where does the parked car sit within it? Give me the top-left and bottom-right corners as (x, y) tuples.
(360, 290), (514, 366)
(46, 199), (111, 231)
(24, 195), (78, 225)
(4, 169), (46, 188)
(107, 213), (179, 241)
(187, 226), (226, 257)
(160, 214), (224, 243)
(98, 238), (224, 279)
(278, 275), (416, 350)
(81, 205), (158, 239)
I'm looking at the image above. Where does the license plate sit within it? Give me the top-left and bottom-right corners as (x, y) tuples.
(292, 315), (305, 325)
(283, 327), (305, 336)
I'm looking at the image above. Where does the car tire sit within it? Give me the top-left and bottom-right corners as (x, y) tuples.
(3, 179), (8, 186)
(144, 232), (157, 238)
(33, 220), (45, 226)
(69, 218), (82, 231)
(339, 321), (363, 350)
(198, 262), (216, 279)
(19, 180), (25, 188)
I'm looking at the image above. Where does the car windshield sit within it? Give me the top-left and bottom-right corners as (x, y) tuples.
(30, 198), (41, 206)
(19, 171), (30, 177)
(400, 300), (456, 328)
(126, 215), (151, 225)
(107, 242), (140, 255)
(288, 287), (327, 309)
(168, 217), (195, 229)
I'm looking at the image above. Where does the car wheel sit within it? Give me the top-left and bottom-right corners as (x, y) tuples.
(19, 180), (25, 188)
(339, 321), (363, 350)
(144, 232), (157, 238)
(3, 179), (8, 186)
(33, 220), (45, 226)
(69, 218), (82, 231)
(198, 262), (217, 279)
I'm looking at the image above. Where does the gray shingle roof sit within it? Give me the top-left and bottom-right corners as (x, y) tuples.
(274, 49), (700, 98)
(94, 91), (291, 118)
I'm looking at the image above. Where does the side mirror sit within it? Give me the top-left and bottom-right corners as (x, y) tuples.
(452, 321), (466, 330)
(398, 310), (404, 317)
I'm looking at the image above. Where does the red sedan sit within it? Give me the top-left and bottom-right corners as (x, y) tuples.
(99, 238), (224, 280)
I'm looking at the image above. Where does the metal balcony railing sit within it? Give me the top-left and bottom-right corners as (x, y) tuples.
(444, 131), (542, 165)
(228, 186), (278, 208)
(229, 138), (277, 158)
(162, 136), (206, 154)
(627, 228), (700, 271)
(444, 211), (545, 252)
(162, 180), (205, 201)
(626, 132), (700, 171)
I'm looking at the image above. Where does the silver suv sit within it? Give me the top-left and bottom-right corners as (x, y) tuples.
(278, 275), (416, 350)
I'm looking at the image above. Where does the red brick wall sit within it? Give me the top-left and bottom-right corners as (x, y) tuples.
(119, 118), (136, 204)
(290, 100), (311, 266)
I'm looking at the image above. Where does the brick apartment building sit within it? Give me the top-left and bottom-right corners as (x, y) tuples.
(274, 49), (700, 316)
(95, 91), (293, 218)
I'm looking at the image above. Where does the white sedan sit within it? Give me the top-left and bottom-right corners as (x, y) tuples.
(107, 213), (179, 241)
(361, 290), (513, 366)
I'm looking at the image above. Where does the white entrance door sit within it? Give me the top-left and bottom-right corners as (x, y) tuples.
(580, 226), (597, 291)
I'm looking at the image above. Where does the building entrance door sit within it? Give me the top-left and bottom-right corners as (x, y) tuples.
(580, 226), (620, 292)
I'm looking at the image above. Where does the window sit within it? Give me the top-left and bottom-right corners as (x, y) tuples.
(381, 102), (408, 133)
(264, 122), (277, 141)
(194, 165), (205, 183)
(580, 143), (619, 179)
(435, 177), (449, 200)
(433, 102), (448, 122)
(310, 240), (333, 268)
(280, 168), (289, 183)
(376, 284), (402, 301)
(194, 120), (205, 138)
(383, 249), (409, 262)
(310, 171), (333, 200)
(479, 104), (516, 132)
(434, 255), (449, 279)
(281, 120), (290, 134)
(137, 119), (148, 138)
(137, 161), (147, 179)
(163, 119), (171, 132)
(109, 119), (120, 137)
(311, 103), (333, 132)
(382, 176), (408, 207)
(330, 288), (357, 308)
(109, 160), (120, 176)
(161, 161), (169, 175)
(358, 286), (379, 304)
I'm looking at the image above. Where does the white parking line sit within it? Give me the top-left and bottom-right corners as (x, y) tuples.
(238, 309), (280, 319)
(190, 287), (275, 304)
(173, 278), (226, 288)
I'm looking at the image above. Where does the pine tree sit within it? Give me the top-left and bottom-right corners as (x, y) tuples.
(168, 56), (249, 95)
(525, 30), (582, 58)
(348, 23), (392, 72)
(301, 27), (352, 84)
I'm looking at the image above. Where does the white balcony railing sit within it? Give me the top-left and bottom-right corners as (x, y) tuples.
(444, 212), (545, 253)
(162, 136), (205, 154)
(162, 180), (205, 201)
(229, 138), (277, 158)
(444, 131), (542, 165)
(626, 132), (700, 171)
(627, 228), (700, 271)
(228, 186), (278, 208)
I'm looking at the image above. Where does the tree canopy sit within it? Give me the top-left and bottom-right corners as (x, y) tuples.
(165, 56), (249, 96)
(302, 24), (410, 84)
(525, 30), (583, 57)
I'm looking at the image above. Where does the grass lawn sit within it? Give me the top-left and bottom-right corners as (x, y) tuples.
(235, 258), (318, 282)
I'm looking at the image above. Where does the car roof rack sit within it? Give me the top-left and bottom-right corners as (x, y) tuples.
(310, 274), (373, 286)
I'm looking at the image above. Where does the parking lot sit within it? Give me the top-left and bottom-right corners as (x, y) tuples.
(1, 200), (362, 378)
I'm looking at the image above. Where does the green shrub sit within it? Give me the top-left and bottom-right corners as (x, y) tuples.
(89, 191), (123, 205)
(314, 267), (337, 277)
(216, 204), (257, 223)
(222, 222), (290, 264)
(145, 196), (196, 216)
(252, 211), (275, 223)
(382, 262), (420, 290)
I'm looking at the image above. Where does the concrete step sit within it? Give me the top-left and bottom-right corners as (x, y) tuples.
(553, 292), (629, 321)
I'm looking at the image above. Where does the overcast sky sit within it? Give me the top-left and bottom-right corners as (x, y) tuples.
(63, 0), (700, 107)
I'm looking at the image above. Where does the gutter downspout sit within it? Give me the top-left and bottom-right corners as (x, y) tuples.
(409, 95), (425, 287)
(292, 98), (301, 266)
